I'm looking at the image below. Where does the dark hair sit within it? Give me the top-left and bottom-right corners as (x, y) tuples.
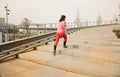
(59, 15), (66, 22)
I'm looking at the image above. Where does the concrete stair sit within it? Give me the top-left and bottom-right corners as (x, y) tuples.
(19, 25), (120, 77)
(19, 50), (120, 77)
(20, 26), (120, 77)
(0, 25), (120, 77)
(0, 59), (90, 77)
(36, 45), (120, 64)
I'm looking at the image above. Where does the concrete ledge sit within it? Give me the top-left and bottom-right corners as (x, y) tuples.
(19, 51), (120, 77)
(37, 45), (120, 64)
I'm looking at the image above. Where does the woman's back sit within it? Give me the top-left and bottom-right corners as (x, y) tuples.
(57, 21), (66, 33)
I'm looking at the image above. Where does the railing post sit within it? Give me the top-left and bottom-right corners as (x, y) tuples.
(74, 22), (75, 28)
(33, 47), (36, 50)
(44, 24), (46, 33)
(67, 23), (69, 29)
(50, 24), (52, 31)
(45, 42), (48, 45)
(55, 23), (57, 31)
(37, 24), (39, 35)
(15, 54), (19, 58)
(71, 22), (73, 28)
(13, 25), (16, 41)
(6, 26), (9, 41)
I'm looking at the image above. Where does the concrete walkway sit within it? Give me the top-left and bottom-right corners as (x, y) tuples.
(0, 25), (120, 77)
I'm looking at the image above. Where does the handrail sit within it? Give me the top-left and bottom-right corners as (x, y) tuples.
(0, 27), (79, 62)
(0, 24), (118, 62)
(0, 36), (55, 61)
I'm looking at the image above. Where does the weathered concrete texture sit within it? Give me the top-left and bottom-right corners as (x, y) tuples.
(19, 50), (120, 77)
(37, 45), (120, 64)
(0, 25), (120, 77)
(0, 59), (90, 77)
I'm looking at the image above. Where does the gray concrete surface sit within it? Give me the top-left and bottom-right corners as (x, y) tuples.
(0, 25), (120, 77)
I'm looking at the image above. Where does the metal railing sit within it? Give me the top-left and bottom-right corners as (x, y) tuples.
(0, 32), (56, 61)
(0, 21), (118, 43)
(0, 21), (119, 62)
(0, 27), (80, 62)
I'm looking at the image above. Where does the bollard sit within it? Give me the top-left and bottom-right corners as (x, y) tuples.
(15, 54), (19, 58)
(33, 47), (37, 50)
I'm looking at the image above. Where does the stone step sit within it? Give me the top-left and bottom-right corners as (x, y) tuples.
(37, 45), (120, 64)
(67, 26), (117, 40)
(49, 39), (120, 47)
(81, 45), (120, 53)
(67, 35), (116, 41)
(49, 30), (119, 46)
(19, 50), (120, 77)
(1, 25), (120, 77)
(0, 59), (90, 77)
(69, 31), (116, 36)
(46, 42), (120, 54)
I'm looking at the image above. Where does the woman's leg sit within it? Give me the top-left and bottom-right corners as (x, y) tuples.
(54, 33), (60, 47)
(62, 33), (67, 48)
(53, 33), (60, 55)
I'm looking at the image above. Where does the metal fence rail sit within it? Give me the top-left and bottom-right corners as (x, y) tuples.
(0, 21), (116, 43)
(0, 21), (118, 62)
(0, 27), (81, 62)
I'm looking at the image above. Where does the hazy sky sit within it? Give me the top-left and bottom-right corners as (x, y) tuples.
(0, 0), (120, 25)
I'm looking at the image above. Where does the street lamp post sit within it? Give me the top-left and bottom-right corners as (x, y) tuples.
(4, 4), (10, 41)
(119, 4), (120, 24)
(4, 4), (10, 25)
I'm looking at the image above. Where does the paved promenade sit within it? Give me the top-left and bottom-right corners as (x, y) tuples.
(0, 25), (120, 77)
